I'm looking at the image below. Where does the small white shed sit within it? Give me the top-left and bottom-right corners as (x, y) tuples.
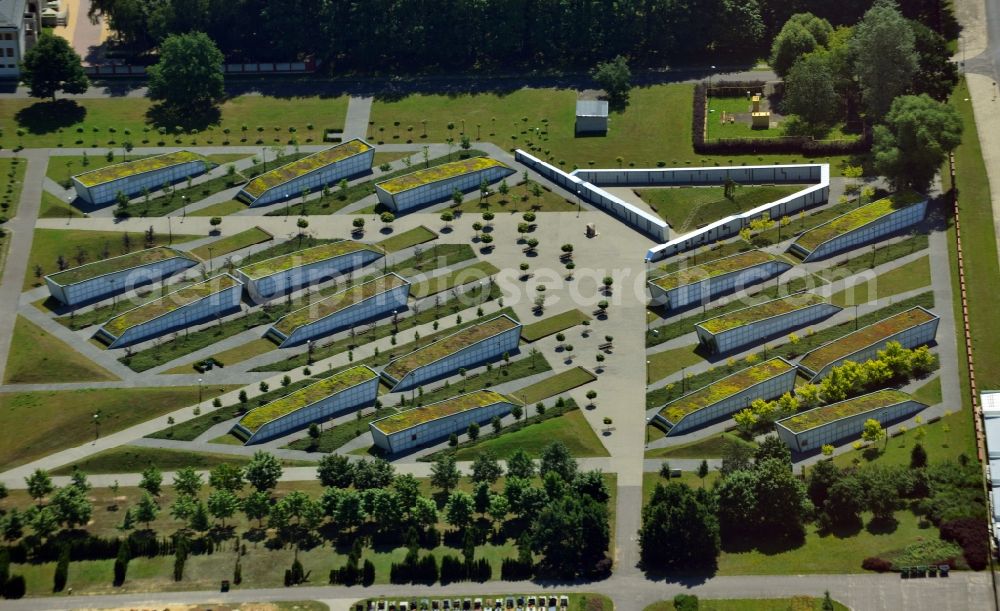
(576, 100), (609, 135)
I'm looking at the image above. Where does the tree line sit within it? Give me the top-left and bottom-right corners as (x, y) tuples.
(86, 0), (954, 71)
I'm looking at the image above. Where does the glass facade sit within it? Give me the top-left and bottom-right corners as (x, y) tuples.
(805, 315), (940, 381)
(45, 257), (199, 306)
(237, 375), (380, 444)
(649, 260), (792, 310)
(383, 324), (523, 391)
(795, 201), (928, 262)
(269, 282), (410, 347)
(73, 160), (209, 205)
(98, 281), (243, 348)
(696, 302), (841, 354)
(370, 399), (516, 453)
(377, 166), (513, 212)
(776, 398), (926, 453)
(236, 249), (383, 302)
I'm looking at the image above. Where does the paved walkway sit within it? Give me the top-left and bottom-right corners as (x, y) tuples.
(343, 96), (374, 140)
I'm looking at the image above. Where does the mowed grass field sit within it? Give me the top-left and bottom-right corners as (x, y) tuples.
(831, 255), (932, 306)
(0, 385), (238, 470)
(0, 157), (26, 218)
(190, 226), (273, 260)
(24, 228), (201, 290)
(635, 185), (806, 231)
(452, 409), (608, 460)
(0, 95), (348, 149)
(370, 85), (854, 172)
(3, 315), (117, 384)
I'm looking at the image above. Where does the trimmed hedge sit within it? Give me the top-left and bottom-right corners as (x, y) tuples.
(940, 517), (989, 570)
(692, 83), (871, 155)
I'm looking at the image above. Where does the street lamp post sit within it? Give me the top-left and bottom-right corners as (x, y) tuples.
(207, 246), (214, 272)
(198, 377), (204, 405)
(284, 194), (290, 218)
(181, 195), (187, 219)
(576, 188), (582, 217)
(708, 65), (717, 97)
(93, 412), (100, 441)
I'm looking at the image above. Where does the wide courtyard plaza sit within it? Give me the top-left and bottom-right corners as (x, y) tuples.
(0, 0), (997, 608)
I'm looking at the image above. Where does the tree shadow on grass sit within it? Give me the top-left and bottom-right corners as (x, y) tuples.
(14, 99), (86, 134)
(145, 102), (221, 133)
(721, 528), (806, 556)
(866, 516), (899, 535)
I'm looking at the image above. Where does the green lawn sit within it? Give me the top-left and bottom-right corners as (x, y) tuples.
(636, 185), (806, 232)
(3, 315), (117, 384)
(38, 191), (81, 218)
(913, 376), (943, 406)
(647, 344), (704, 384)
(454, 183), (579, 213)
(190, 226), (274, 260)
(717, 508), (933, 574)
(370, 84), (853, 171)
(521, 308), (591, 342)
(409, 260), (500, 298)
(24, 228), (201, 291)
(376, 225), (438, 253)
(164, 338), (276, 374)
(50, 446), (258, 475)
(513, 367), (597, 405)
(373, 151), (412, 166)
(285, 406), (399, 453)
(1, 95), (348, 149)
(645, 597), (847, 611)
(1, 157), (26, 218)
(453, 408), (608, 460)
(832, 409), (975, 470)
(189, 199), (248, 217)
(645, 432), (756, 460)
(131, 169), (248, 217)
(831, 255), (932, 306)
(0, 385), (238, 470)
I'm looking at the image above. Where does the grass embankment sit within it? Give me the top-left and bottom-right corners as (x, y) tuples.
(1, 157), (26, 218)
(38, 191), (80, 218)
(190, 226), (273, 260)
(636, 185), (806, 231)
(0, 95), (348, 148)
(3, 316), (117, 384)
(647, 345), (704, 384)
(51, 278), (199, 331)
(370, 85), (852, 171)
(377, 225), (437, 252)
(25, 228), (200, 291)
(409, 260), (500, 299)
(450, 183), (578, 213)
(513, 367), (597, 404)
(51, 447), (258, 475)
(0, 385), (237, 470)
(520, 309), (591, 342)
(46, 154), (149, 187)
(452, 408), (608, 459)
(164, 338), (276, 373)
(645, 432), (756, 459)
(831, 255), (931, 306)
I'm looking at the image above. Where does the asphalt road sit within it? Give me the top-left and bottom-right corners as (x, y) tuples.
(966, 0), (1000, 80)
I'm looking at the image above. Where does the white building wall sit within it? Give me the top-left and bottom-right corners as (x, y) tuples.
(655, 366), (797, 435)
(372, 400), (515, 453)
(697, 302), (842, 354)
(650, 260), (792, 310)
(245, 148), (375, 206)
(46, 257), (198, 306)
(378, 166), (513, 212)
(276, 283), (410, 346)
(238, 249), (383, 302)
(103, 282), (243, 348)
(73, 160), (209, 205)
(386, 325), (522, 391)
(799, 200), (928, 261)
(776, 399), (926, 452)
(243, 375), (379, 444)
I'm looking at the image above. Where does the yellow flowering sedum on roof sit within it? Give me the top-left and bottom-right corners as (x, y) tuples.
(74, 151), (206, 187)
(236, 240), (382, 280)
(377, 157), (508, 194)
(102, 274), (239, 336)
(658, 358), (794, 424)
(238, 366), (378, 432)
(372, 390), (514, 434)
(778, 389), (913, 433)
(274, 274), (408, 334)
(243, 140), (372, 198)
(698, 293), (827, 334)
(383, 315), (519, 381)
(47, 246), (190, 286)
(799, 307), (937, 374)
(795, 191), (925, 252)
(650, 250), (777, 291)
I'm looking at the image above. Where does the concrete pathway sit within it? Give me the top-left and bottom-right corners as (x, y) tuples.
(343, 96), (374, 140)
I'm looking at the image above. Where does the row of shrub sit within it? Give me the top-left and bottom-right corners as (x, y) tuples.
(3, 532), (219, 564)
(692, 83), (871, 155)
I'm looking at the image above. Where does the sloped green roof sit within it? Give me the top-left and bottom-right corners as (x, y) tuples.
(779, 389), (913, 433)
(103, 274), (238, 336)
(383, 315), (519, 380)
(274, 274), (408, 334)
(698, 293), (828, 334)
(650, 250), (777, 291)
(795, 191), (925, 252)
(238, 366), (377, 432)
(47, 247), (191, 286)
(236, 240), (382, 279)
(377, 157), (507, 194)
(372, 390), (513, 434)
(243, 140), (371, 198)
(74, 151), (205, 187)
(658, 358), (794, 424)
